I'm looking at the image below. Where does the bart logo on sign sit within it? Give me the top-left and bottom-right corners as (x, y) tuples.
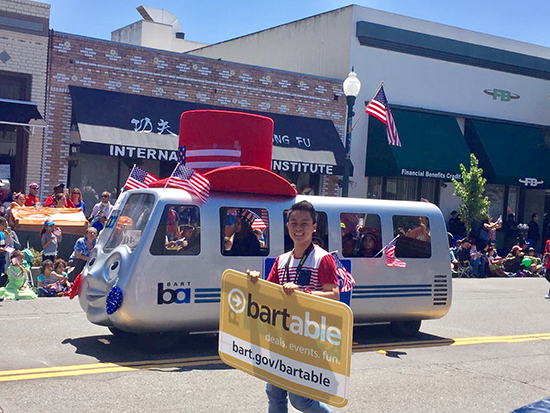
(219, 269), (353, 407)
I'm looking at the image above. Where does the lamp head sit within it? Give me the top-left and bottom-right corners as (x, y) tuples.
(343, 69), (361, 97)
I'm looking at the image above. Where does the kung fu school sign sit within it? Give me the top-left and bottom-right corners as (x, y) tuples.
(70, 86), (347, 175)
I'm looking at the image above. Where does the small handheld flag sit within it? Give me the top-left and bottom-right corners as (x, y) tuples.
(331, 252), (356, 293)
(365, 84), (401, 147)
(383, 236), (407, 268)
(124, 165), (159, 190)
(167, 163), (210, 203)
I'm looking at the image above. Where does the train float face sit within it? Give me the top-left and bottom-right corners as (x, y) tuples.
(79, 110), (451, 337)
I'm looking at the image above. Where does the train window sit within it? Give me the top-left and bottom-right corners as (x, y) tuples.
(104, 194), (156, 253)
(392, 215), (431, 258)
(340, 213), (382, 257)
(150, 205), (201, 256)
(283, 209), (329, 252)
(221, 207), (269, 256)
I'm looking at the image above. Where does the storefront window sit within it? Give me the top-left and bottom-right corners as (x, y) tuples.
(393, 215), (431, 258)
(150, 205), (200, 255)
(485, 184), (505, 220)
(221, 207), (269, 256)
(340, 213), (382, 258)
(386, 177), (417, 201)
(367, 177), (383, 199)
(104, 193), (155, 252)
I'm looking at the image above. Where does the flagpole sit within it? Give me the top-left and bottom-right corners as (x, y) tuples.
(351, 81), (384, 132)
(373, 233), (400, 258)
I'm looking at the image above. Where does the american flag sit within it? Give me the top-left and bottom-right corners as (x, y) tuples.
(251, 209), (269, 231)
(384, 237), (407, 268)
(365, 85), (401, 147)
(167, 163), (210, 203)
(124, 166), (159, 190)
(330, 252), (356, 293)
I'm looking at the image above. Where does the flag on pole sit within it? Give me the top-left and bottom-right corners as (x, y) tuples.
(383, 237), (407, 268)
(124, 166), (159, 190)
(365, 85), (401, 147)
(167, 163), (210, 203)
(331, 252), (356, 293)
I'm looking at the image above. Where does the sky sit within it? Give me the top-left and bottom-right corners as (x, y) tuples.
(45, 0), (550, 49)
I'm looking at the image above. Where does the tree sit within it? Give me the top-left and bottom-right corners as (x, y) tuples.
(452, 154), (490, 236)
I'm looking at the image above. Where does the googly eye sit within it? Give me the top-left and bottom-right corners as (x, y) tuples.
(110, 261), (119, 271)
(88, 257), (96, 267)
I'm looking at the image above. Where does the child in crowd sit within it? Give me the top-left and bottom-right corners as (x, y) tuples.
(52, 258), (71, 292)
(41, 218), (62, 262)
(37, 259), (70, 297)
(0, 250), (37, 300)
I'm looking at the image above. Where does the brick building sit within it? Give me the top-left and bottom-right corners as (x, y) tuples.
(46, 30), (348, 209)
(0, 0), (49, 193)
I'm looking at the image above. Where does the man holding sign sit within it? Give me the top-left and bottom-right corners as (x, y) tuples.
(248, 200), (339, 413)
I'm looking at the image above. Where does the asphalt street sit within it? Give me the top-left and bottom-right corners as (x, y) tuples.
(0, 277), (549, 412)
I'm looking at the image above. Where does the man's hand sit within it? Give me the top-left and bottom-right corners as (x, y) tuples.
(247, 269), (261, 284)
(282, 282), (299, 296)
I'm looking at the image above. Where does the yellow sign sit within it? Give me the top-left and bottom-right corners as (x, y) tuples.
(219, 269), (353, 407)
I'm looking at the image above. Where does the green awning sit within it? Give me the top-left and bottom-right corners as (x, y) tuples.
(366, 108), (471, 180)
(465, 119), (550, 188)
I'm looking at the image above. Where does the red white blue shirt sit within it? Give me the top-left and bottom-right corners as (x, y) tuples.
(267, 245), (339, 292)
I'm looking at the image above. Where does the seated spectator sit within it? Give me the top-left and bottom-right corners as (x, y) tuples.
(0, 250), (37, 300)
(24, 182), (41, 207)
(487, 246), (508, 277)
(6, 192), (25, 229)
(70, 188), (85, 214)
(45, 183), (75, 208)
(67, 227), (98, 282)
(52, 258), (71, 291)
(503, 245), (524, 275)
(470, 243), (488, 278)
(523, 247), (543, 276)
(37, 260), (60, 297)
(51, 193), (66, 208)
(89, 191), (113, 231)
(455, 239), (471, 263)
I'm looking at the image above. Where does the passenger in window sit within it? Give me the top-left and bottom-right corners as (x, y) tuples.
(166, 207), (179, 241)
(406, 216), (431, 242)
(342, 233), (356, 257)
(360, 233), (378, 257)
(223, 236), (233, 252)
(228, 209), (260, 256)
(253, 229), (266, 248)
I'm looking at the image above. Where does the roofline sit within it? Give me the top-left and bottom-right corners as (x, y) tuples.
(52, 30), (345, 83)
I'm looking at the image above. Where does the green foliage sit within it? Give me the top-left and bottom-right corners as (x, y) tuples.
(28, 247), (42, 267)
(451, 154), (490, 236)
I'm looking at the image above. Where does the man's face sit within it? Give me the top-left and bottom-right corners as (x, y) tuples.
(534, 215), (539, 222)
(30, 186), (39, 195)
(287, 210), (316, 247)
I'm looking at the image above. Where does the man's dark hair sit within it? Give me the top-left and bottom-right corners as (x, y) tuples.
(288, 200), (316, 224)
(532, 213), (538, 220)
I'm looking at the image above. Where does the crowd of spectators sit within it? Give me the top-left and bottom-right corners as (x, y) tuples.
(0, 181), (111, 300)
(448, 211), (550, 294)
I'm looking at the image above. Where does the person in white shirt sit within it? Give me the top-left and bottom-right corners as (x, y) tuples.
(89, 191), (113, 231)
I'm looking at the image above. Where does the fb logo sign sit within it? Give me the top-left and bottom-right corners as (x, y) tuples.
(519, 177), (544, 187)
(157, 283), (191, 304)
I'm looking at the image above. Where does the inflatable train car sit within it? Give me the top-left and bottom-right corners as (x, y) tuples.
(78, 110), (451, 338)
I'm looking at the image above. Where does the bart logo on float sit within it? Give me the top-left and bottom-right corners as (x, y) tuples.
(219, 269), (353, 408)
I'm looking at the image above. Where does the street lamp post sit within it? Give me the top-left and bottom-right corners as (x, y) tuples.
(342, 69), (361, 197)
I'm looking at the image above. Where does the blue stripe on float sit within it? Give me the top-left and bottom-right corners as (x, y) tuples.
(194, 299), (221, 303)
(352, 293), (433, 299)
(353, 288), (432, 294)
(354, 284), (432, 289)
(194, 293), (221, 298)
(195, 288), (221, 292)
